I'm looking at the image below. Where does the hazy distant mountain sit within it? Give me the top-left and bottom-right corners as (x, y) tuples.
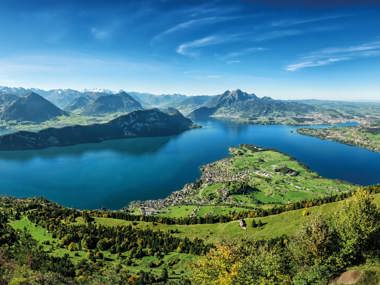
(34, 89), (83, 108)
(82, 91), (143, 115)
(189, 89), (316, 120)
(0, 86), (30, 96)
(173, 95), (211, 115)
(129, 92), (187, 108)
(0, 94), (19, 112)
(64, 96), (93, 112)
(0, 108), (194, 150)
(1, 92), (67, 123)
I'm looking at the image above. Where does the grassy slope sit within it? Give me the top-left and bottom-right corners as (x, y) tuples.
(8, 194), (380, 280)
(97, 193), (380, 244)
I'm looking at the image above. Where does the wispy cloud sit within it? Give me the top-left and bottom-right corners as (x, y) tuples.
(152, 16), (236, 43)
(223, 47), (266, 60)
(176, 35), (237, 57)
(226, 60), (241, 64)
(286, 40), (380, 71)
(254, 29), (303, 41)
(271, 14), (349, 28)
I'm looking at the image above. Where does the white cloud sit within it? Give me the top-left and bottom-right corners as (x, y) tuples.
(286, 57), (349, 71)
(223, 47), (266, 60)
(152, 16), (236, 43)
(286, 40), (380, 71)
(176, 36), (223, 57)
(271, 14), (349, 28)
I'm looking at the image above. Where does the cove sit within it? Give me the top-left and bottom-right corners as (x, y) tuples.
(0, 119), (379, 210)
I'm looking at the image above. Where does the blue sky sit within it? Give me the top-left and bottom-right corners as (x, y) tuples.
(0, 0), (379, 100)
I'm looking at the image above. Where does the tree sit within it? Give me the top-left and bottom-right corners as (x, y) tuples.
(334, 188), (380, 263)
(68, 242), (78, 252)
(192, 244), (240, 285)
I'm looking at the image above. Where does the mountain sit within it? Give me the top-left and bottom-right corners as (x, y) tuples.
(82, 91), (142, 115)
(189, 89), (316, 121)
(0, 93), (19, 112)
(0, 108), (194, 150)
(129, 92), (187, 108)
(1, 92), (67, 123)
(0, 86), (30, 96)
(173, 95), (211, 115)
(206, 89), (257, 108)
(32, 89), (83, 108)
(64, 96), (93, 112)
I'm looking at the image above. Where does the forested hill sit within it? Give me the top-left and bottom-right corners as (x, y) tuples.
(0, 108), (194, 150)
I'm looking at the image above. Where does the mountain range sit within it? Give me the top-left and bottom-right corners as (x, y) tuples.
(0, 108), (194, 150)
(188, 89), (316, 121)
(80, 91), (143, 115)
(0, 86), (360, 124)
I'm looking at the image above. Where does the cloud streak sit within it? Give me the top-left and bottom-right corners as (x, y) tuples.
(152, 16), (237, 43)
(176, 35), (240, 57)
(287, 40), (380, 71)
(271, 14), (349, 28)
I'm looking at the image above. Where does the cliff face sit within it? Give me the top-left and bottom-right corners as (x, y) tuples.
(0, 108), (194, 150)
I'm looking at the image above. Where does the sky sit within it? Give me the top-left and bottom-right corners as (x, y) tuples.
(0, 0), (380, 100)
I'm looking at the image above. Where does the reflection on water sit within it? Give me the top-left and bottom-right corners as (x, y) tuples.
(0, 136), (171, 161)
(0, 119), (379, 209)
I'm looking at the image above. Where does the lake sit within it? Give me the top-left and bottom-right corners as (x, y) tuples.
(0, 119), (379, 209)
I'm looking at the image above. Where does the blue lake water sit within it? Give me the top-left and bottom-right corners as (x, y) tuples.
(0, 119), (379, 209)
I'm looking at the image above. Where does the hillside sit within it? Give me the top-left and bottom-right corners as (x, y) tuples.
(0, 93), (18, 112)
(1, 186), (379, 284)
(298, 125), (380, 152)
(0, 108), (194, 150)
(1, 92), (67, 123)
(82, 91), (142, 115)
(64, 96), (93, 112)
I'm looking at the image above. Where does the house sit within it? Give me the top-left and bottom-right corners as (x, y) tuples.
(239, 219), (247, 230)
(140, 207), (158, 216)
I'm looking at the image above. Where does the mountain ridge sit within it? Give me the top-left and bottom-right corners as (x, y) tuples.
(1, 92), (67, 123)
(0, 108), (194, 150)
